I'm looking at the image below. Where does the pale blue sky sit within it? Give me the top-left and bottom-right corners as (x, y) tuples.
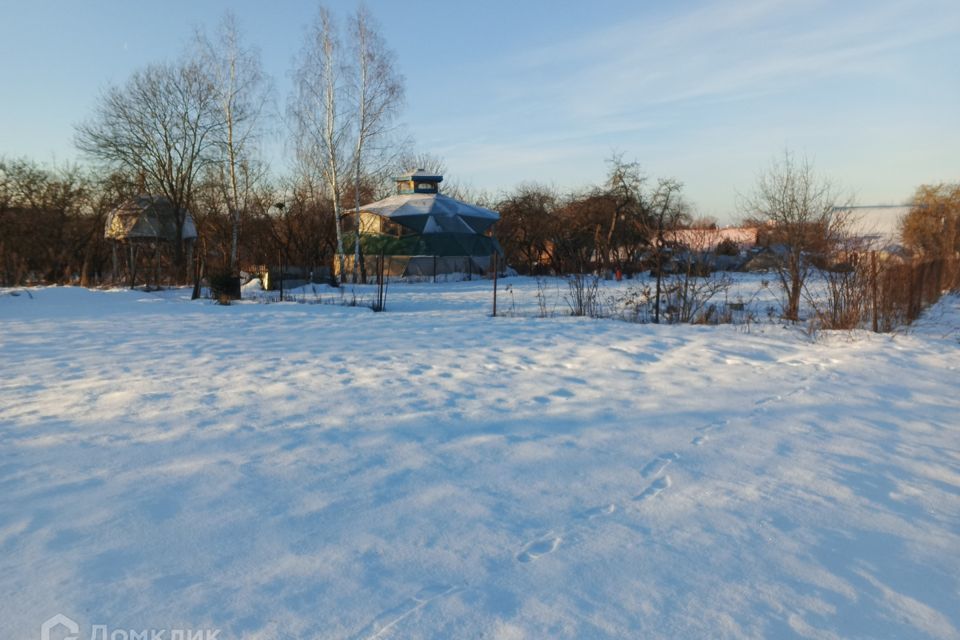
(1, 0), (957, 222)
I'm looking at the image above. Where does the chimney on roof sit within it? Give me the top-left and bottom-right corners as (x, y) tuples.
(395, 169), (443, 195)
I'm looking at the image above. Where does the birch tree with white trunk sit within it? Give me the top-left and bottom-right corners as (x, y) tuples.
(348, 6), (404, 283)
(290, 6), (350, 282)
(195, 12), (271, 274)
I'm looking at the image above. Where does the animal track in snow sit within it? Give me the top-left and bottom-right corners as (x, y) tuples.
(516, 535), (562, 563)
(641, 452), (679, 478)
(752, 381), (811, 412)
(356, 584), (462, 640)
(634, 475), (672, 502)
(691, 435), (708, 446)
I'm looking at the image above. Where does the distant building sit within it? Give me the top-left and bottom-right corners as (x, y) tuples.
(833, 205), (911, 252)
(341, 170), (503, 279)
(667, 226), (758, 252)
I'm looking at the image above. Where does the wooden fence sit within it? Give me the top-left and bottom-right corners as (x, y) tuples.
(871, 254), (959, 331)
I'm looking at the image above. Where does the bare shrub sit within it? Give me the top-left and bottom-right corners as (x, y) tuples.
(716, 237), (740, 256)
(804, 236), (871, 330)
(606, 284), (654, 323)
(693, 303), (734, 325)
(535, 276), (559, 318)
(662, 269), (734, 324)
(565, 273), (601, 317)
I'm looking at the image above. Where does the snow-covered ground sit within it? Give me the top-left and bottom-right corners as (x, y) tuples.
(2, 279), (959, 639)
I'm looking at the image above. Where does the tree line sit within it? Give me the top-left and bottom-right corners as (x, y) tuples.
(2, 5), (957, 326)
(0, 6), (403, 289)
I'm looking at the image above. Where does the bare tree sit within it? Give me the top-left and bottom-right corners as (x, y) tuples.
(551, 192), (610, 274)
(0, 158), (119, 287)
(195, 11), (272, 274)
(646, 178), (689, 323)
(348, 5), (404, 283)
(395, 151), (446, 177)
(740, 151), (849, 321)
(290, 6), (351, 282)
(604, 153), (647, 274)
(75, 61), (223, 281)
(496, 184), (558, 274)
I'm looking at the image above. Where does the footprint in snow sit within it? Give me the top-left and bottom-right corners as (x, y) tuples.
(641, 452), (679, 478)
(692, 419), (725, 445)
(754, 395), (781, 407)
(517, 536), (562, 563)
(697, 418), (728, 433)
(634, 475), (672, 502)
(580, 504), (616, 520)
(515, 505), (614, 564)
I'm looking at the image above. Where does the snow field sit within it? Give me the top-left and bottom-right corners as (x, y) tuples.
(1, 279), (958, 639)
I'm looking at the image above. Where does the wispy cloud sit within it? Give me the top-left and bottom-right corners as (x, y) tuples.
(502, 0), (959, 122)
(405, 0), (960, 214)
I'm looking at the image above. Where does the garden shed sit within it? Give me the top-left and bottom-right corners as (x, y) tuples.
(104, 194), (197, 286)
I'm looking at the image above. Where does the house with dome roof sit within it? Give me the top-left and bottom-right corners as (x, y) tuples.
(341, 170), (503, 279)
